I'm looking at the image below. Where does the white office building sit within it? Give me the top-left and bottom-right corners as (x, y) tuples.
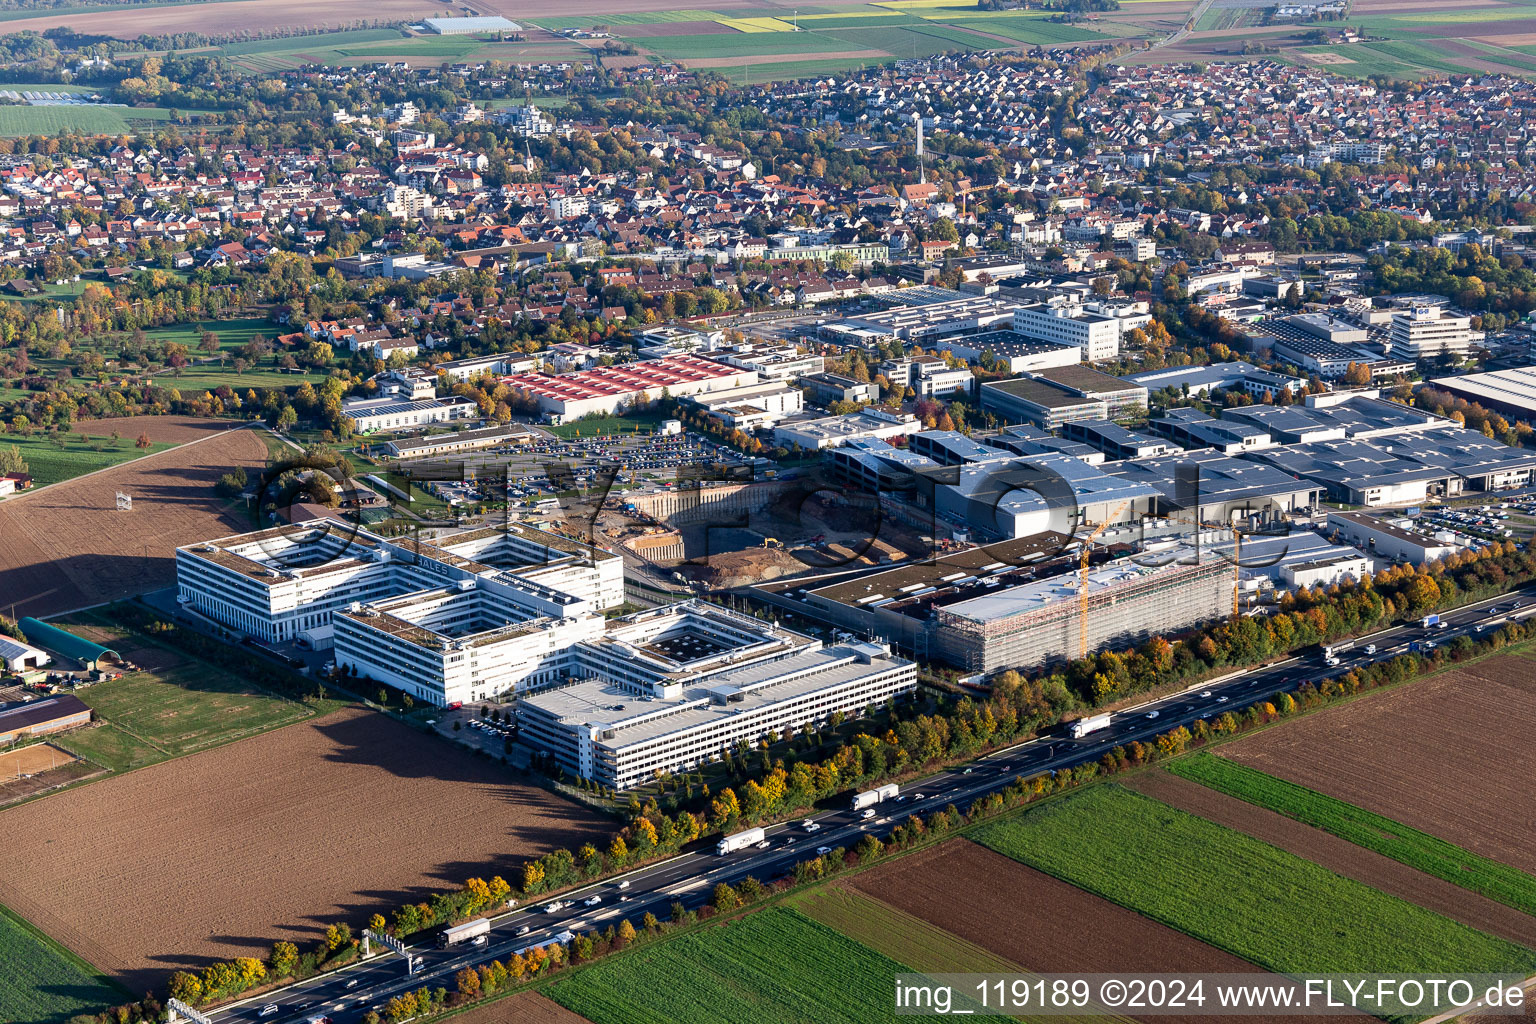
(1011, 302), (1123, 362)
(176, 522), (625, 706)
(518, 604), (917, 788)
(342, 395), (479, 433)
(1387, 307), (1479, 360)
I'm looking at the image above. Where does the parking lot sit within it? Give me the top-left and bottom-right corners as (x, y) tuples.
(404, 431), (759, 509)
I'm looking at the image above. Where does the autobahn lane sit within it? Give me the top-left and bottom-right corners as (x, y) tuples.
(211, 583), (1536, 1024)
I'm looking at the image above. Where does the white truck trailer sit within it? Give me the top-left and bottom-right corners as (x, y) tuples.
(1069, 713), (1111, 739)
(438, 918), (491, 948)
(716, 826), (766, 855)
(850, 783), (899, 811)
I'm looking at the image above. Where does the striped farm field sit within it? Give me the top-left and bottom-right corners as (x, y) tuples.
(717, 16), (800, 32)
(547, 907), (915, 1024)
(974, 785), (1536, 983)
(1167, 753), (1536, 917)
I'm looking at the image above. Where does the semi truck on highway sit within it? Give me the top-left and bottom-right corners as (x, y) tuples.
(1421, 614), (1440, 628)
(716, 827), (766, 855)
(438, 918), (491, 949)
(1069, 714), (1111, 738)
(850, 783), (899, 811)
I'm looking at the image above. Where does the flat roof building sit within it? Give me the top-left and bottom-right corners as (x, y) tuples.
(504, 355), (756, 423)
(928, 330), (1080, 374)
(1012, 302), (1125, 362)
(382, 424), (535, 459)
(980, 366), (1148, 430)
(1238, 432), (1536, 506)
(516, 604), (916, 789)
(1107, 448), (1322, 523)
(1061, 420), (1174, 460)
(342, 395), (478, 434)
(1149, 408), (1276, 456)
(775, 408), (919, 451)
(423, 15), (521, 33)
(1388, 306), (1480, 360)
(932, 552), (1234, 674)
(1427, 366), (1536, 422)
(1326, 510), (1458, 565)
(1123, 361), (1308, 401)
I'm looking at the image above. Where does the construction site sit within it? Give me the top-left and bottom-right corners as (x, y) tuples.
(931, 553), (1234, 674)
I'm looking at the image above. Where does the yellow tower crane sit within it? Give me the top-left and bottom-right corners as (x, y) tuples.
(1078, 500), (1130, 660)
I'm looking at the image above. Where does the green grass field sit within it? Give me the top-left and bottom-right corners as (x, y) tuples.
(218, 28), (405, 56)
(717, 56), (888, 82)
(941, 15), (1102, 44)
(0, 431), (173, 489)
(334, 36), (496, 58)
(0, 903), (126, 1024)
(0, 105), (135, 136)
(820, 23), (1005, 55)
(637, 30), (861, 59)
(52, 611), (323, 772)
(547, 907), (917, 1024)
(975, 785), (1536, 982)
(73, 664), (314, 763)
(1166, 754), (1536, 917)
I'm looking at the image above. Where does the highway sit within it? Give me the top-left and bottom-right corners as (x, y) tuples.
(207, 583), (1536, 1024)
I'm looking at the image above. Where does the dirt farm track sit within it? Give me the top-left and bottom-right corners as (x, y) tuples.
(0, 706), (606, 991)
(0, 422), (263, 620)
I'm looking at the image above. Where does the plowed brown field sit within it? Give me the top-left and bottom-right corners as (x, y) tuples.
(69, 415), (239, 445)
(1125, 770), (1536, 949)
(0, 426), (262, 618)
(0, 707), (605, 992)
(445, 992), (593, 1024)
(851, 839), (1366, 1024)
(1224, 652), (1536, 876)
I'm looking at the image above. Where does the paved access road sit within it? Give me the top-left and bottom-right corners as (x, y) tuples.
(209, 583), (1536, 1024)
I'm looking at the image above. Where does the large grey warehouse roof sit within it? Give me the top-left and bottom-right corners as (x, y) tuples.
(1108, 449), (1317, 508)
(423, 16), (521, 31)
(1238, 438), (1451, 492)
(1429, 367), (1536, 416)
(982, 377), (1098, 409)
(523, 644), (904, 750)
(1223, 395), (1450, 440)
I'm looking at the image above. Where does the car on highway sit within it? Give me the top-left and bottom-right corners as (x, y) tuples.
(803, 822), (821, 833)
(583, 895), (602, 907)
(962, 767), (973, 775)
(1145, 710), (1160, 719)
(783, 837), (796, 846)
(472, 934), (488, 947)
(1216, 695), (1228, 703)
(816, 846), (832, 856)
(755, 839), (770, 849)
(259, 1005), (279, 1018)
(1199, 690), (1212, 698)
(345, 979), (359, 989)
(517, 925), (532, 937)
(617, 880), (630, 890)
